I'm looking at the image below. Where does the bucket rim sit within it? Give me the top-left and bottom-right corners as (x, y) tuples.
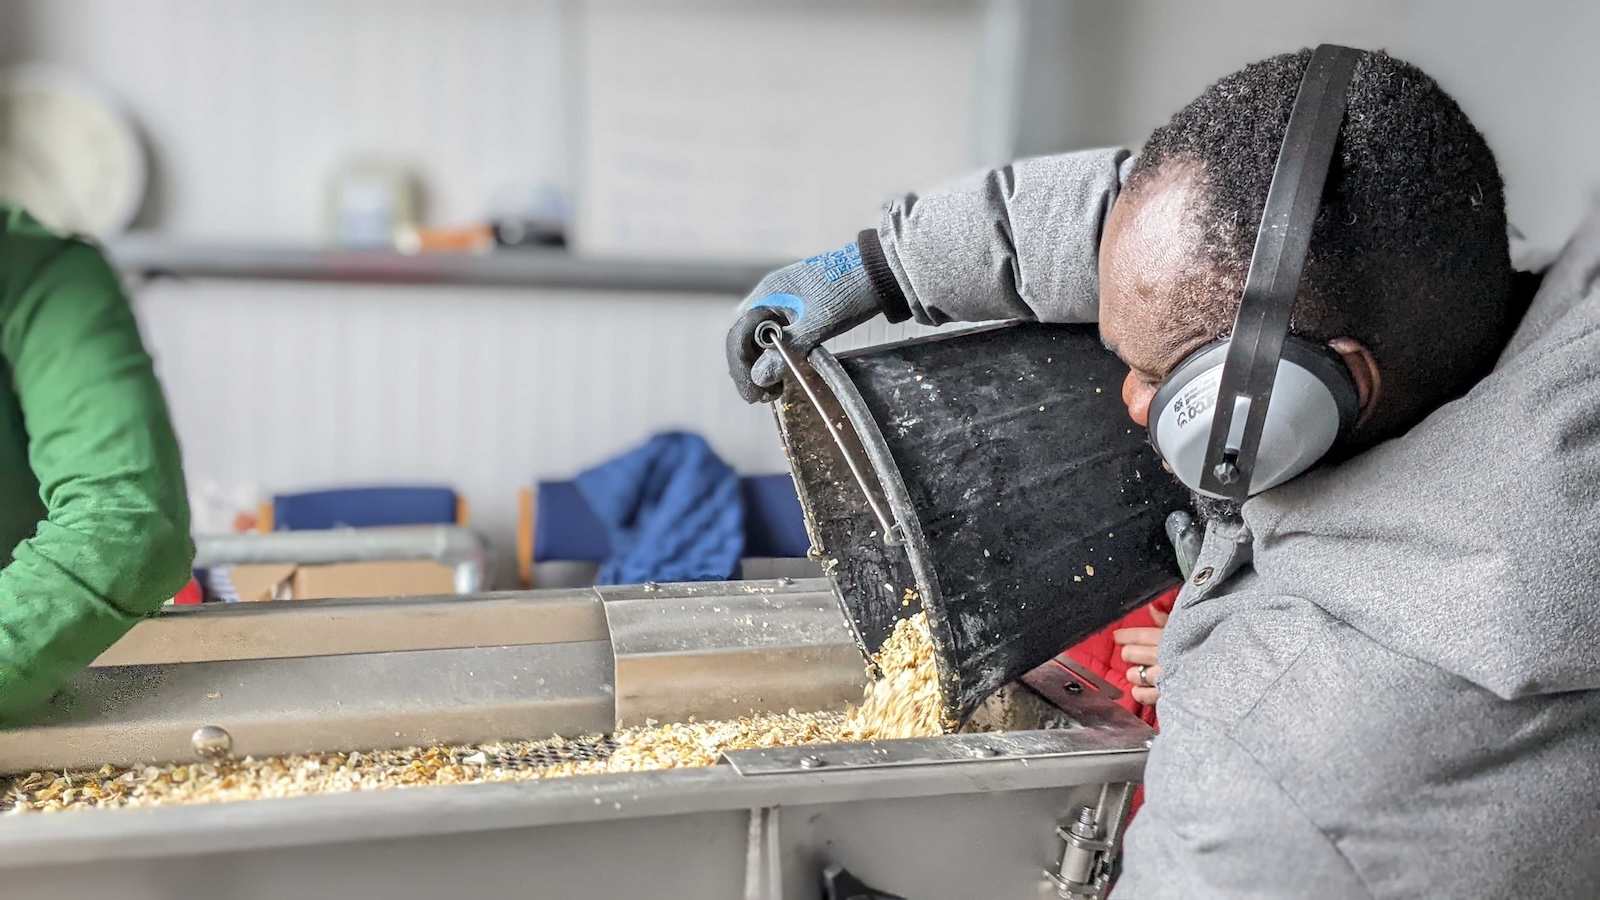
(808, 346), (966, 728)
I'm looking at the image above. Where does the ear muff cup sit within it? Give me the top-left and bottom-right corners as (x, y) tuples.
(1148, 336), (1360, 498)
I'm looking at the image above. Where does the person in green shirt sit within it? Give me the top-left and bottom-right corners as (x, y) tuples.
(0, 205), (193, 724)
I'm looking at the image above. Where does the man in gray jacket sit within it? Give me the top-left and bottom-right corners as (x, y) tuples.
(727, 48), (1600, 897)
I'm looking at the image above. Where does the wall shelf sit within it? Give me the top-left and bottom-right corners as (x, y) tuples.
(106, 235), (777, 295)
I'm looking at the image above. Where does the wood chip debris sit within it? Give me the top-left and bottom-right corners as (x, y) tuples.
(1, 613), (947, 814)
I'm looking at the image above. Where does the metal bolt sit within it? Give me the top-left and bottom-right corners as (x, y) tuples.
(1212, 461), (1239, 485)
(190, 725), (233, 760)
(1048, 806), (1104, 895)
(1192, 566), (1214, 585)
(799, 755), (827, 769)
(806, 546), (823, 561)
(1070, 806), (1099, 839)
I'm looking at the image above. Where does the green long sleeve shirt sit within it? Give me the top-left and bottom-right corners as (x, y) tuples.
(0, 206), (193, 724)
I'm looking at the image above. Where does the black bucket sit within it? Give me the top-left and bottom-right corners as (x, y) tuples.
(772, 322), (1189, 724)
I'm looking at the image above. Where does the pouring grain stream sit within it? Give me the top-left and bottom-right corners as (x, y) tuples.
(841, 611), (946, 740)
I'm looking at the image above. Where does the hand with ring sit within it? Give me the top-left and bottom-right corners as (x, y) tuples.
(1113, 605), (1169, 706)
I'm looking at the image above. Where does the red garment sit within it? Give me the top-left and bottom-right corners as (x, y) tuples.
(170, 576), (204, 606)
(1062, 586), (1178, 725)
(1057, 585), (1180, 818)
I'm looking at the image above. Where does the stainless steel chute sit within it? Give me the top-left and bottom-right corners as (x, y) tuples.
(0, 579), (1151, 899)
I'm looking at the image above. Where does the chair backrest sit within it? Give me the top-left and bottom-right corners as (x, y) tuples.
(530, 474), (809, 564)
(273, 486), (461, 531)
(739, 474), (811, 558)
(532, 481), (613, 563)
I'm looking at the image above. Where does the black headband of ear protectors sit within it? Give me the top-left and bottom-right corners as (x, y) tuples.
(1197, 44), (1362, 500)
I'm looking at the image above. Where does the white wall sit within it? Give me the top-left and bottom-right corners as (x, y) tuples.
(1397, 0), (1600, 256)
(0, 0), (997, 255)
(1047, 0), (1600, 256)
(8, 0), (1592, 248)
(1, 0), (570, 241)
(572, 1), (987, 260)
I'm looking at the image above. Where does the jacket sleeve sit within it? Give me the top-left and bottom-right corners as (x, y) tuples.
(0, 214), (193, 724)
(866, 148), (1133, 327)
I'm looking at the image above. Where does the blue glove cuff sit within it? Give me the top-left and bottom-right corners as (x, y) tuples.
(751, 293), (807, 320)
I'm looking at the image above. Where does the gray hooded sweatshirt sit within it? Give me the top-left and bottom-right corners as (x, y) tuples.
(875, 148), (1600, 898)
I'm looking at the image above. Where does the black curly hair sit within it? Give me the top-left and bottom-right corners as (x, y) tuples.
(1126, 48), (1514, 443)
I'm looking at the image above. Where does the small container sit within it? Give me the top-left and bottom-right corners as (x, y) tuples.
(327, 159), (421, 249)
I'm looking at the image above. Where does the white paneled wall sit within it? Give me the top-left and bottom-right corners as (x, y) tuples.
(134, 281), (944, 586)
(573, 1), (984, 260)
(3, 0), (569, 240)
(1050, 0), (1600, 255)
(1, 0), (998, 251)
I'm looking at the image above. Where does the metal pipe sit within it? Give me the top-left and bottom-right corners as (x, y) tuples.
(195, 526), (483, 567)
(1, 641), (618, 772)
(194, 526), (487, 593)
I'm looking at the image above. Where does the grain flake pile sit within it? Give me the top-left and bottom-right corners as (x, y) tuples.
(1, 613), (946, 814)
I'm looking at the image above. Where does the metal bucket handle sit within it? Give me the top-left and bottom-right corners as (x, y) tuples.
(755, 319), (904, 547)
(759, 319), (970, 726)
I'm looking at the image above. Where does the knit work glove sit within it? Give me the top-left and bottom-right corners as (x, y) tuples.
(725, 240), (889, 403)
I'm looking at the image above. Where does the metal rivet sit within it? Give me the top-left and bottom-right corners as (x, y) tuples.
(1144, 738), (1155, 748)
(799, 755), (826, 769)
(1192, 566), (1214, 585)
(970, 746), (1000, 759)
(643, 582), (660, 592)
(190, 725), (233, 760)
(1064, 680), (1084, 694)
(776, 576), (794, 586)
(806, 546), (822, 561)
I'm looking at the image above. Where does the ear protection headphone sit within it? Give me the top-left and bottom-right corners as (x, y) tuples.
(1148, 44), (1364, 501)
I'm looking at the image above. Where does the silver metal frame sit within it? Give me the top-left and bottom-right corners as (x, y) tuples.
(0, 737), (1147, 900)
(599, 580), (866, 729)
(93, 589), (606, 667)
(0, 579), (1154, 899)
(5, 580), (868, 772)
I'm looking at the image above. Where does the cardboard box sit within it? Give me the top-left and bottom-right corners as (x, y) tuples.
(292, 560), (457, 600)
(228, 564), (299, 602)
(225, 561), (456, 601)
